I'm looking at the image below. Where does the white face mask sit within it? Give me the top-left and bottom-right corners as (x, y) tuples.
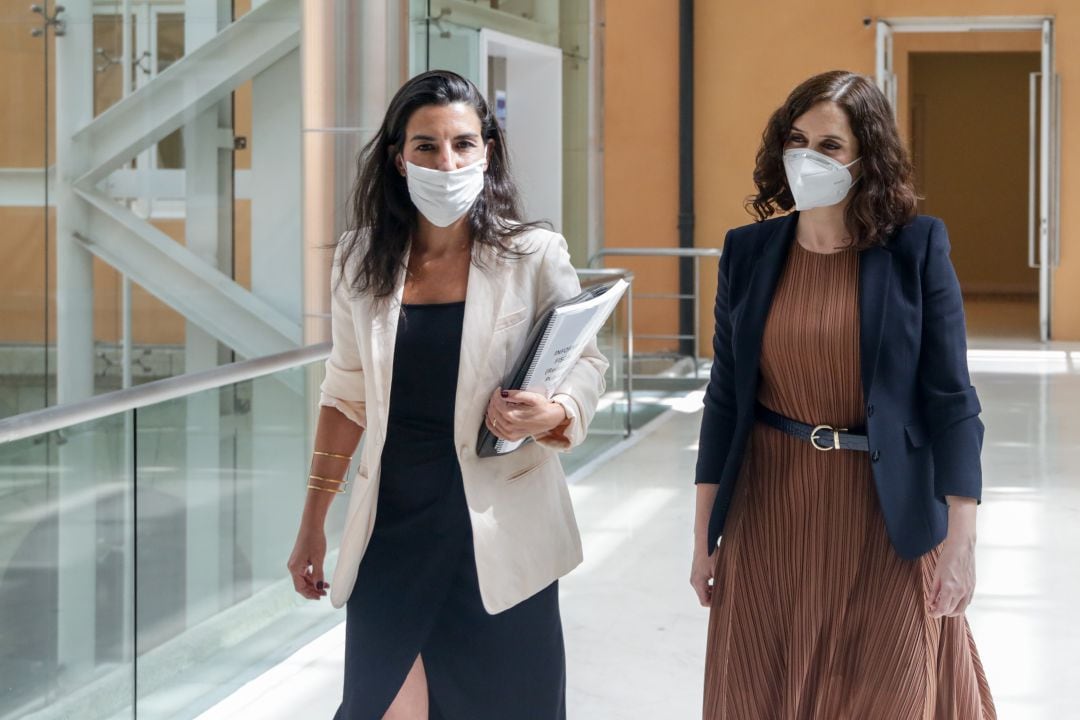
(404, 157), (487, 227)
(782, 148), (861, 211)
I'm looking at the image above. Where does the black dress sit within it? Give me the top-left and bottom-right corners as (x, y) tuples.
(333, 301), (567, 720)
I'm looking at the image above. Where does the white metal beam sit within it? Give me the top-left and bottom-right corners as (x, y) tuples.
(0, 168), (54, 206)
(0, 168), (257, 206)
(60, 0), (304, 361)
(97, 168), (253, 201)
(73, 187), (301, 359)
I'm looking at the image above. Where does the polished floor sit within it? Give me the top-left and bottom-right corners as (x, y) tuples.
(196, 342), (1080, 720)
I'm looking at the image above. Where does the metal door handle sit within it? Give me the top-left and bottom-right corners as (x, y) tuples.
(1029, 71), (1040, 269)
(1053, 73), (1061, 268)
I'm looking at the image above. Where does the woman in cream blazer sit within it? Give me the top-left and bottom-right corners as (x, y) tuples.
(286, 70), (606, 720)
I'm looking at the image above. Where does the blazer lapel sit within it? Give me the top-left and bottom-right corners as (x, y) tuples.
(858, 244), (892, 403)
(454, 243), (511, 443)
(734, 213), (797, 408)
(363, 243), (410, 435)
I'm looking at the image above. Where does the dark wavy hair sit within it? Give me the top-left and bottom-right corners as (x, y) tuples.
(338, 70), (545, 298)
(748, 70), (917, 249)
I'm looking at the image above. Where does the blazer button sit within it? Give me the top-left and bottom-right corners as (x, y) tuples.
(867, 403), (875, 418)
(871, 450), (880, 462)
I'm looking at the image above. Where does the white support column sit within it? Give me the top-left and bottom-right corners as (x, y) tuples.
(55, 8), (96, 404)
(250, 46), (304, 581)
(61, 0), (302, 358)
(560, 0), (592, 264)
(251, 53), (302, 326)
(54, 0), (99, 684)
(300, 0), (396, 347)
(586, 0), (605, 262)
(183, 0), (233, 627)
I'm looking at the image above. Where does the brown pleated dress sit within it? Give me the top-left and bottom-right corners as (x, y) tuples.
(703, 241), (995, 720)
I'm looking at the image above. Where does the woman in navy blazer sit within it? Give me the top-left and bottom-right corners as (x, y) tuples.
(693, 71), (995, 718)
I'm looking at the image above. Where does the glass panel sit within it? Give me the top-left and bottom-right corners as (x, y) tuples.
(3, 0), (322, 407)
(93, 14), (130, 116)
(155, 12), (185, 170)
(127, 254), (192, 385)
(2, 0), (320, 406)
(0, 208), (55, 419)
(130, 361), (347, 717)
(1, 355), (351, 717)
(0, 336), (684, 716)
(88, 9), (192, 395)
(408, 0), (429, 75)
(0, 414), (134, 719)
(561, 272), (633, 476)
(418, 13), (481, 83)
(0, 8), (56, 418)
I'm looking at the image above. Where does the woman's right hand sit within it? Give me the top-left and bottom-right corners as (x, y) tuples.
(690, 547), (716, 608)
(287, 523), (328, 600)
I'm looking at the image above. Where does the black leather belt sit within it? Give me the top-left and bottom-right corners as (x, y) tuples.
(755, 403), (869, 452)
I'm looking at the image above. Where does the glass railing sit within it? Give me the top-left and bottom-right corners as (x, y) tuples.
(0, 351), (349, 720)
(0, 276), (636, 718)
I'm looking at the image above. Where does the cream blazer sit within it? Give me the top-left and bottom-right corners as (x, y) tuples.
(318, 226), (608, 614)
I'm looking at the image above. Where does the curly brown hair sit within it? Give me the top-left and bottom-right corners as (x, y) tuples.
(747, 70), (917, 249)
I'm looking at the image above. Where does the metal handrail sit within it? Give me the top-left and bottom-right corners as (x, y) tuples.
(576, 267), (636, 436)
(576, 267), (634, 282)
(0, 267), (643, 446)
(0, 343), (331, 444)
(588, 247), (721, 377)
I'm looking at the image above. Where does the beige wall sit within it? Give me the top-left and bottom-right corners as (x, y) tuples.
(602, 0), (681, 353)
(2, 1), (55, 343)
(94, 222), (188, 346)
(605, 1), (1080, 343)
(0, 1), (53, 168)
(2, 209), (56, 343)
(0, 211), (193, 345)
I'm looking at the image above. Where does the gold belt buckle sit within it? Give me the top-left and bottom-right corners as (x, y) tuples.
(810, 424), (848, 451)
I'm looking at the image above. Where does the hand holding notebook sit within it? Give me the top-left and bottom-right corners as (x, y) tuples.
(477, 278), (628, 457)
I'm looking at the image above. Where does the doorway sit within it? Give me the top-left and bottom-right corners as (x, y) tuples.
(909, 51), (1040, 340)
(479, 29), (563, 230)
(877, 17), (1061, 342)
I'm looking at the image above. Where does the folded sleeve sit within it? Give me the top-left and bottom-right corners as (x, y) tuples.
(531, 234), (609, 452)
(918, 218), (983, 502)
(318, 237), (367, 428)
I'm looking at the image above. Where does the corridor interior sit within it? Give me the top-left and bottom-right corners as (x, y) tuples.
(188, 343), (1080, 720)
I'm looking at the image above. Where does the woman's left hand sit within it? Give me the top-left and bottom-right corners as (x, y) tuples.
(929, 496), (978, 619)
(485, 388), (567, 442)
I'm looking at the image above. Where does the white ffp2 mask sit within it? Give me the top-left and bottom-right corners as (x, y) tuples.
(783, 148), (860, 211)
(404, 158), (487, 227)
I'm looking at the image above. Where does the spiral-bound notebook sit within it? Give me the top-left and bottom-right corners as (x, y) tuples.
(476, 278), (628, 457)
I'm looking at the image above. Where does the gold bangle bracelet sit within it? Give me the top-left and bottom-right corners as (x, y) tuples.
(309, 474), (347, 484)
(313, 450), (352, 460)
(307, 484), (344, 494)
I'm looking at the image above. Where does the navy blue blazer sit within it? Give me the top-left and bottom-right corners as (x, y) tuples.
(694, 213), (984, 561)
